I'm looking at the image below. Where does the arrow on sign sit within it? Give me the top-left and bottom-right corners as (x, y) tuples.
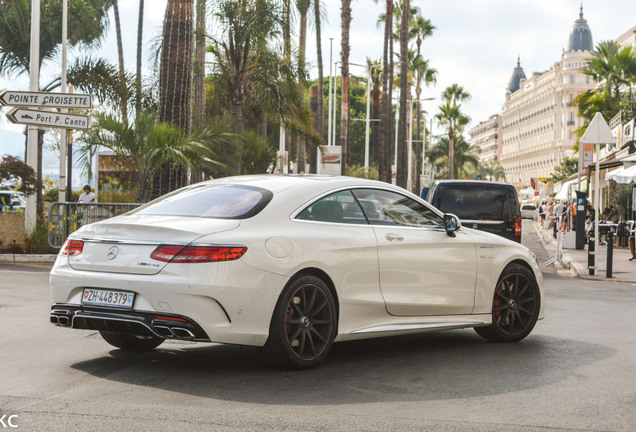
(6, 107), (90, 130)
(0, 90), (92, 109)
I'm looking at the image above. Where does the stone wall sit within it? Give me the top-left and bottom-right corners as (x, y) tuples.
(0, 212), (25, 249)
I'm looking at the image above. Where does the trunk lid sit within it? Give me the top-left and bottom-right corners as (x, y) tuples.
(67, 215), (240, 274)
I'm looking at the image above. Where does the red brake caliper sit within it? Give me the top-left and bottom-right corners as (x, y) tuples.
(286, 308), (291, 335)
(493, 288), (502, 319)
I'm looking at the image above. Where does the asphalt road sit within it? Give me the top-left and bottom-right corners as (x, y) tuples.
(0, 221), (635, 432)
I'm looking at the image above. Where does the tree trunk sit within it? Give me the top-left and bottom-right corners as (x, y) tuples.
(135, 0), (144, 120)
(297, 3), (309, 174)
(158, 0), (194, 135)
(340, 0), (351, 175)
(155, 0), (194, 197)
(193, 0), (206, 133)
(309, 84), (319, 173)
(112, 0), (128, 124)
(312, 0), (324, 174)
(396, 0), (409, 189)
(449, 128), (455, 180)
(415, 86), (422, 193)
(379, 0), (392, 184)
(385, 1), (394, 182)
(257, 111), (268, 141)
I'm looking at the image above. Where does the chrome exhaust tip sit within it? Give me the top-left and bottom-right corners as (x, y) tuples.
(50, 315), (59, 325)
(153, 325), (174, 338)
(172, 327), (195, 338)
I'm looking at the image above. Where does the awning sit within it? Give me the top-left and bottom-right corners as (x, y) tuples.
(554, 179), (576, 200)
(606, 164), (636, 184)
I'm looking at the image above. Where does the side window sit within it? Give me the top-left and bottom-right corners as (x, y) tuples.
(352, 189), (443, 228)
(296, 190), (367, 224)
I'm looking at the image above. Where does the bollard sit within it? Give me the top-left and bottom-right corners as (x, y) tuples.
(606, 230), (614, 278)
(588, 233), (595, 276)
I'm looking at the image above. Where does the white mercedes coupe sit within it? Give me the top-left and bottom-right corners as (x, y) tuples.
(50, 175), (544, 369)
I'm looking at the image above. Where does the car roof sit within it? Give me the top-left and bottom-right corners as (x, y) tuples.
(198, 175), (402, 194)
(432, 179), (515, 187)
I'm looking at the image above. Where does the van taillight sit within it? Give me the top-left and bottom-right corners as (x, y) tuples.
(150, 245), (247, 263)
(60, 239), (84, 256)
(515, 217), (522, 237)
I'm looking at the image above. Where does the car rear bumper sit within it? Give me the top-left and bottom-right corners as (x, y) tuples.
(50, 304), (210, 341)
(50, 259), (290, 347)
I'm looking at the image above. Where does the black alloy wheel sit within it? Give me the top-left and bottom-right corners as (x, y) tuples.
(263, 275), (337, 369)
(475, 264), (540, 342)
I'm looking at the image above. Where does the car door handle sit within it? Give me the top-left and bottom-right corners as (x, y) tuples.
(385, 233), (404, 241)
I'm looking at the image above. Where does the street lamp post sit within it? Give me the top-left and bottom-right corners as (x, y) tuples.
(25, 0), (41, 232)
(332, 62), (340, 147)
(327, 38), (333, 146)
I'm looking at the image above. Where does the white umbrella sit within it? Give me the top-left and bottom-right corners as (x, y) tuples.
(607, 164), (636, 184)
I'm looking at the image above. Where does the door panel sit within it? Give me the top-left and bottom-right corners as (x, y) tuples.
(351, 188), (477, 317)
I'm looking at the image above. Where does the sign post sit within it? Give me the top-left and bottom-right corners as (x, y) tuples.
(6, 108), (90, 130)
(580, 112), (616, 276)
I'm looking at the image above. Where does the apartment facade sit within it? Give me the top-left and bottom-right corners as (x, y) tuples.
(499, 8), (596, 189)
(468, 115), (501, 162)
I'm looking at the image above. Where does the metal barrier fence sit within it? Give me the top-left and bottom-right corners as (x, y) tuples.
(48, 202), (142, 249)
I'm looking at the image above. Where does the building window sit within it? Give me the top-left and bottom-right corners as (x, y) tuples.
(570, 75), (575, 84)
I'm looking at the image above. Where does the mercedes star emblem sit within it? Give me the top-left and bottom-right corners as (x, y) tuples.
(107, 246), (119, 260)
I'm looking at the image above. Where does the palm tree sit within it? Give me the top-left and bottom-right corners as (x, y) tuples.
(427, 135), (478, 179)
(135, 0), (145, 120)
(577, 40), (636, 123)
(78, 111), (225, 203)
(395, 0), (410, 189)
(296, 0), (310, 173)
(0, 0), (111, 218)
(368, 59), (383, 166)
(312, 0), (325, 173)
(193, 0), (206, 133)
(412, 54), (436, 192)
(436, 84), (470, 180)
(158, 0), (194, 135)
(210, 0), (281, 174)
(340, 0), (352, 174)
(376, 0), (393, 183)
(111, 0), (128, 124)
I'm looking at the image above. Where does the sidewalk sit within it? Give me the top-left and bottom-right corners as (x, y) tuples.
(536, 221), (636, 283)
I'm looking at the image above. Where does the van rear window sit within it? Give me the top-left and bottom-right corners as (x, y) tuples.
(432, 184), (519, 221)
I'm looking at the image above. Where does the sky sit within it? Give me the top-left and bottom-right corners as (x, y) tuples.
(1, 0), (636, 178)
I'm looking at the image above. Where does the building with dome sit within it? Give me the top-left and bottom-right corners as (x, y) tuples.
(473, 7), (598, 189)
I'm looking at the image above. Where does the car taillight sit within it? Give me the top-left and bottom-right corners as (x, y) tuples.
(150, 245), (247, 263)
(515, 217), (522, 236)
(60, 239), (84, 256)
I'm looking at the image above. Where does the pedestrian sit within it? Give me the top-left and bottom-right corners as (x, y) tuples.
(629, 224), (636, 261)
(78, 184), (96, 203)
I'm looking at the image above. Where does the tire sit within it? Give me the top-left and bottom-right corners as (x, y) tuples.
(262, 274), (337, 369)
(99, 331), (165, 351)
(475, 263), (540, 342)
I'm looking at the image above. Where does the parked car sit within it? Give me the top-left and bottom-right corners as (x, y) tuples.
(427, 180), (522, 243)
(0, 191), (26, 212)
(520, 204), (537, 219)
(50, 175), (543, 369)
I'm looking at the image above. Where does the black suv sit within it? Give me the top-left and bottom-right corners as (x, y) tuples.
(426, 180), (521, 243)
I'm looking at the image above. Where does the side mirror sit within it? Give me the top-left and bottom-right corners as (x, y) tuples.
(444, 213), (461, 237)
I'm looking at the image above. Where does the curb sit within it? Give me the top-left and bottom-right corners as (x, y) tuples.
(0, 254), (57, 263)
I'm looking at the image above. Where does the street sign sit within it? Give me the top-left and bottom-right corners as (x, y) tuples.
(6, 107), (90, 130)
(0, 90), (91, 109)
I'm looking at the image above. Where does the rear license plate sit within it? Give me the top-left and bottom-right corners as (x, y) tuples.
(81, 288), (135, 309)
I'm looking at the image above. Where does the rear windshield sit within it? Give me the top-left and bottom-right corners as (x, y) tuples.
(130, 184), (273, 219)
(431, 183), (519, 221)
